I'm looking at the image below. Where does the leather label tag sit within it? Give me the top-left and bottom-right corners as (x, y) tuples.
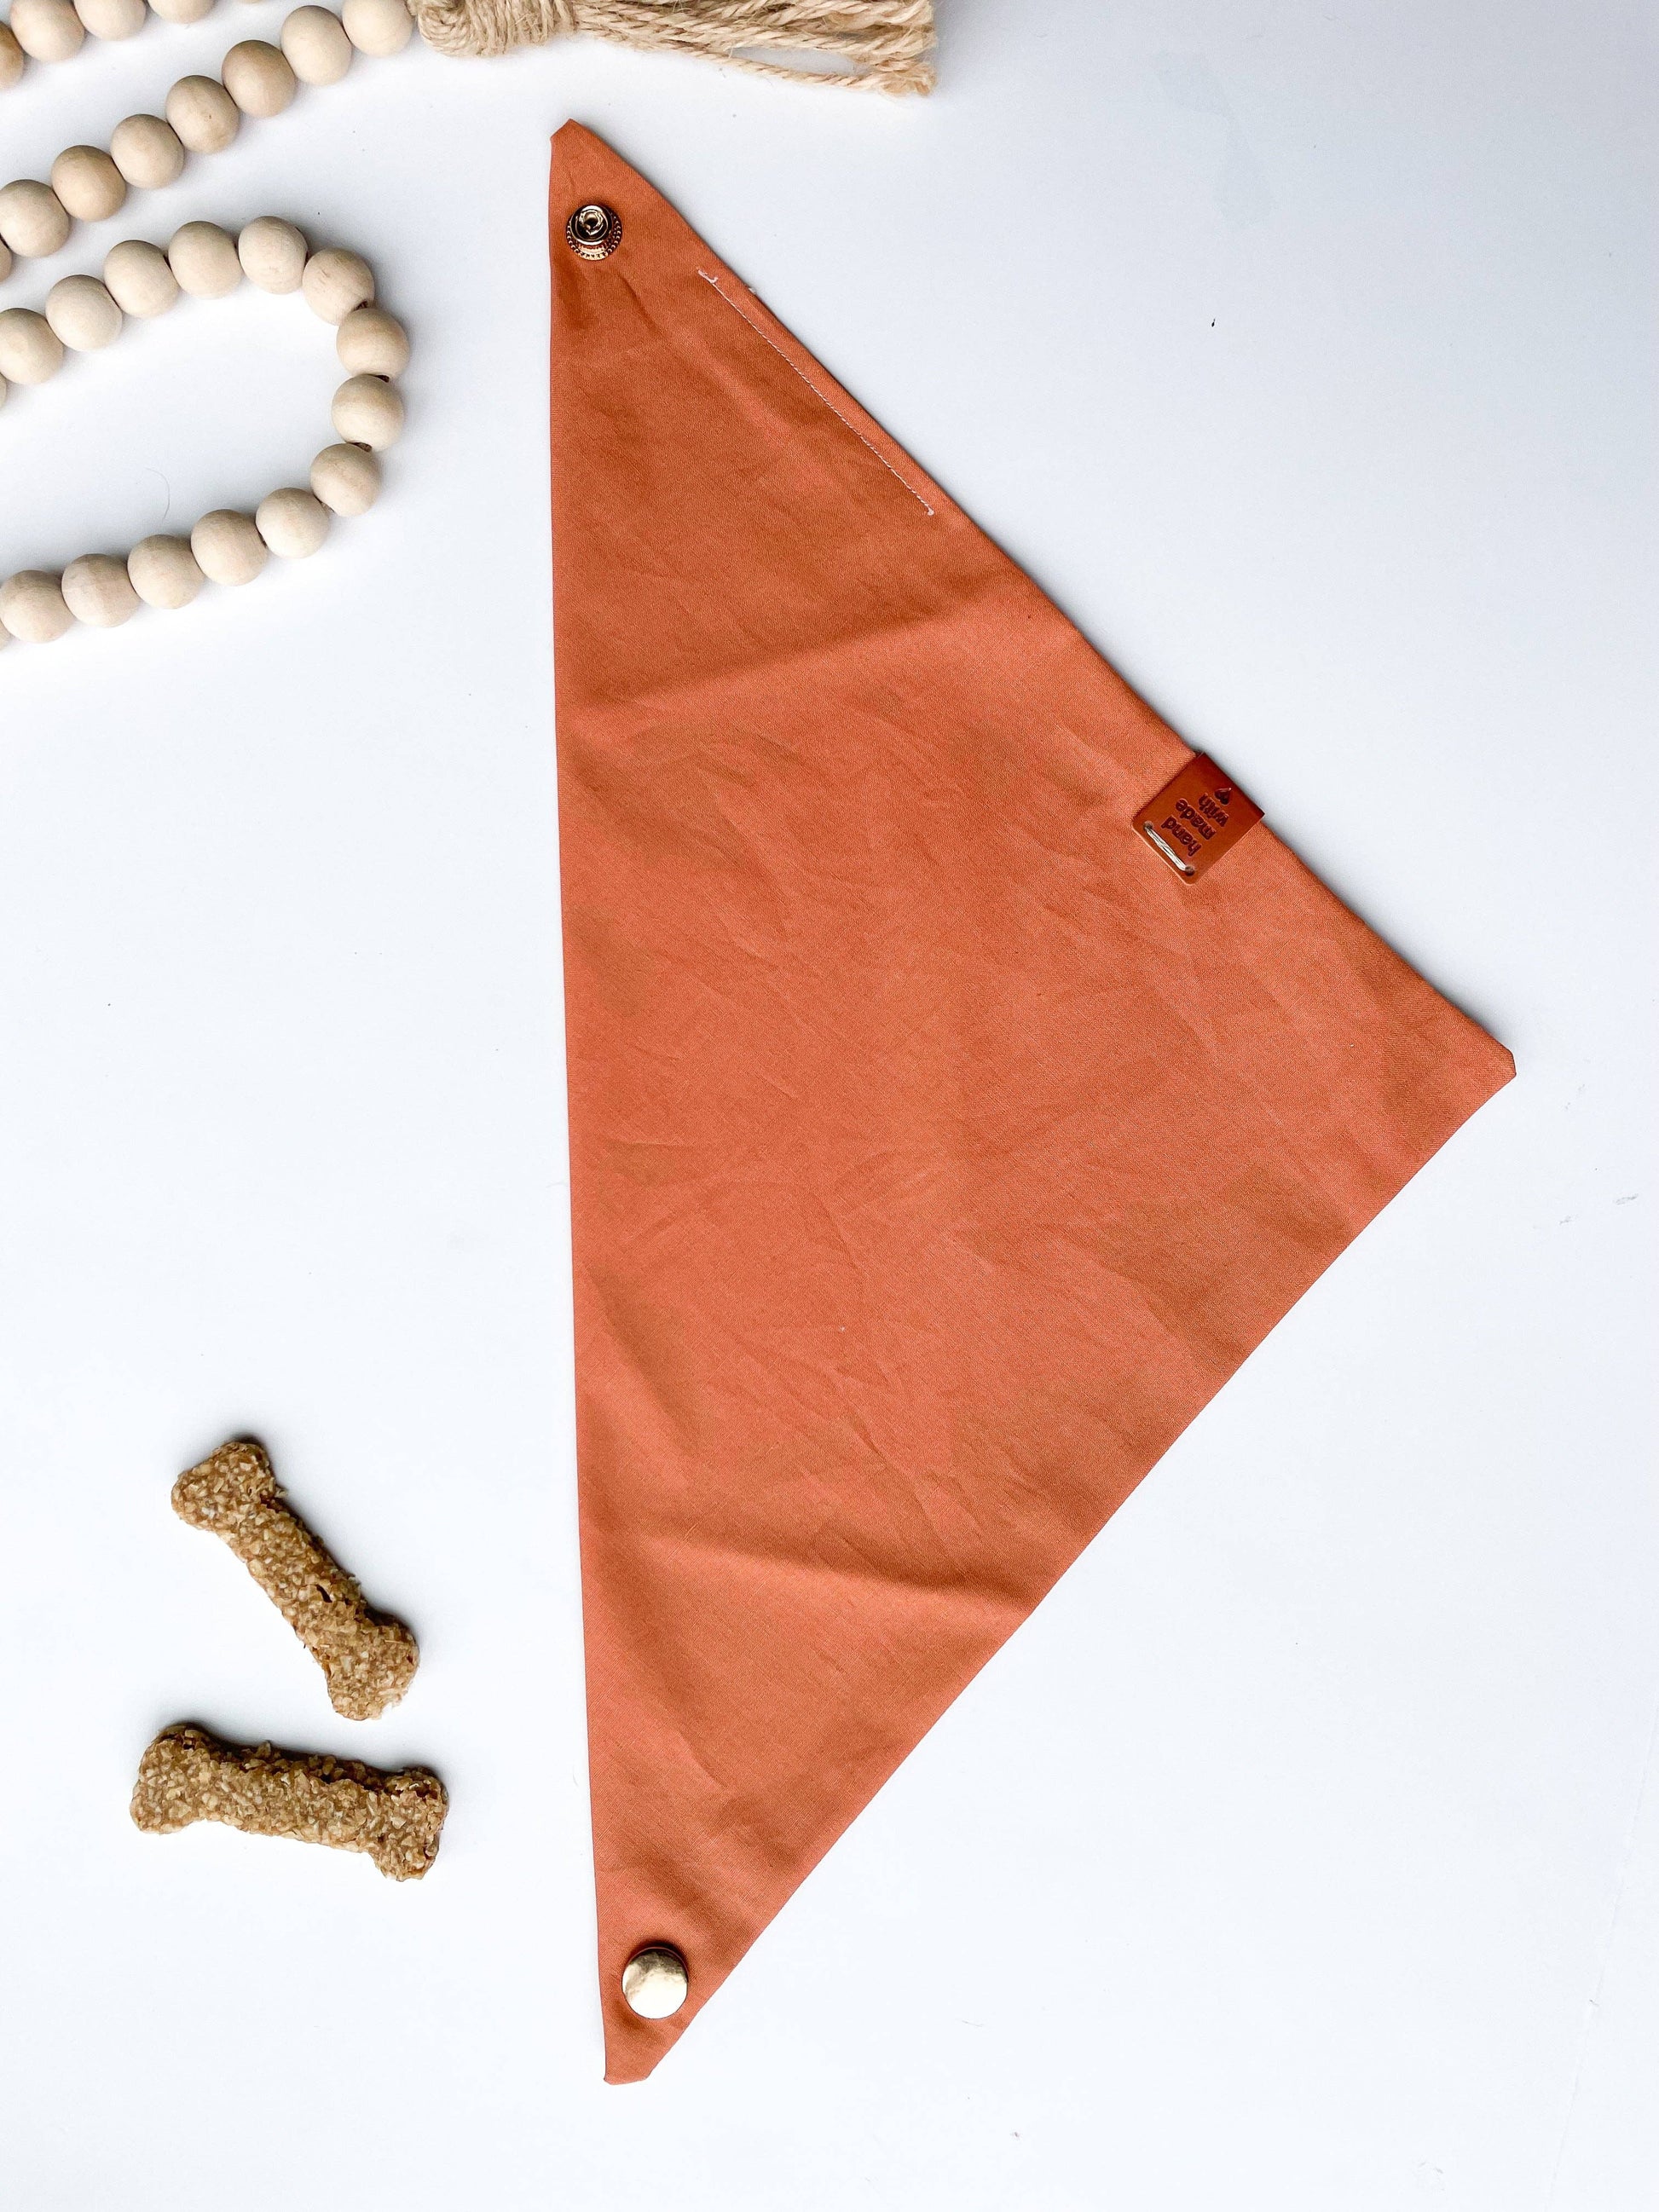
(1136, 755), (1263, 882)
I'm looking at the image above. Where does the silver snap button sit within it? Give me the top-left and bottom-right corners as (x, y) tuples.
(566, 202), (622, 261)
(621, 1945), (688, 2019)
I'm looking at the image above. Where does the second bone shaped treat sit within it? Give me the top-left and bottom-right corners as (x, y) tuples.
(131, 1724), (447, 1882)
(173, 1439), (419, 1721)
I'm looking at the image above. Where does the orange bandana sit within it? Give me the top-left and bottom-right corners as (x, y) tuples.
(549, 121), (1513, 2082)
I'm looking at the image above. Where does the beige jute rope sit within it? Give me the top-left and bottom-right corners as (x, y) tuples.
(408, 0), (935, 92)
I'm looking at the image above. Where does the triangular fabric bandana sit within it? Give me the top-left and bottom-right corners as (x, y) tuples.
(548, 121), (1513, 2082)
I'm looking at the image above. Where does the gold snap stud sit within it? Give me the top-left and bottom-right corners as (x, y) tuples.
(621, 1944), (688, 2019)
(566, 202), (622, 261)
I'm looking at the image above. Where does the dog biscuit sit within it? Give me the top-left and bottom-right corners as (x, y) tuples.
(130, 1724), (447, 1880)
(173, 1438), (419, 1720)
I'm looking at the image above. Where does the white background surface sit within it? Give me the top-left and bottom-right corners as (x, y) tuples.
(0, 3), (1653, 2205)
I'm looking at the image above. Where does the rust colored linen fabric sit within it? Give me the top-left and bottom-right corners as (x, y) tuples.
(548, 120), (1513, 2082)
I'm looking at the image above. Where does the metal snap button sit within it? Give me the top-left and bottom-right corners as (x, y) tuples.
(621, 1944), (688, 2019)
(566, 202), (622, 261)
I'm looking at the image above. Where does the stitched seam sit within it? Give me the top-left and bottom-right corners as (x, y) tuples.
(697, 270), (936, 518)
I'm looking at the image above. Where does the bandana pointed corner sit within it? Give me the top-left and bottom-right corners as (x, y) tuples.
(547, 121), (1514, 2083)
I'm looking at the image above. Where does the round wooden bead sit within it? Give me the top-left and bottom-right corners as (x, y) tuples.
(110, 114), (186, 191)
(74, 0), (147, 40)
(280, 5), (352, 84)
(336, 304), (408, 378)
(332, 373), (403, 449)
(257, 486), (331, 557)
(103, 237), (179, 317)
(61, 552), (138, 627)
(169, 220), (240, 297)
(222, 40), (297, 118)
(301, 246), (373, 324)
(165, 76), (240, 155)
(309, 441), (380, 515)
(0, 23), (27, 88)
(0, 308), (65, 383)
(238, 216), (307, 293)
(341, 0), (411, 55)
(0, 180), (71, 259)
(149, 0), (212, 20)
(9, 0), (84, 62)
(0, 571), (73, 643)
(128, 534), (203, 609)
(45, 274), (123, 350)
(0, 241), (11, 286)
(49, 145), (127, 223)
(191, 510), (267, 586)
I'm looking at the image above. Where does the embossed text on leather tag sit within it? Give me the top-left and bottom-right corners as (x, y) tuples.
(1136, 754), (1263, 882)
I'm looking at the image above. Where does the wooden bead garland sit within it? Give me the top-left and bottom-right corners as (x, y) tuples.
(0, 1), (416, 280)
(0, 0), (916, 292)
(0, 219), (406, 648)
(0, 0), (927, 95)
(0, 0), (899, 651)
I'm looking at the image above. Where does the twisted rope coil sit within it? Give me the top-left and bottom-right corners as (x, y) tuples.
(411, 0), (935, 92)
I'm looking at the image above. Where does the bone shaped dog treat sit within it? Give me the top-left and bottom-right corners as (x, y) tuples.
(172, 1438), (419, 1720)
(130, 1724), (446, 1880)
